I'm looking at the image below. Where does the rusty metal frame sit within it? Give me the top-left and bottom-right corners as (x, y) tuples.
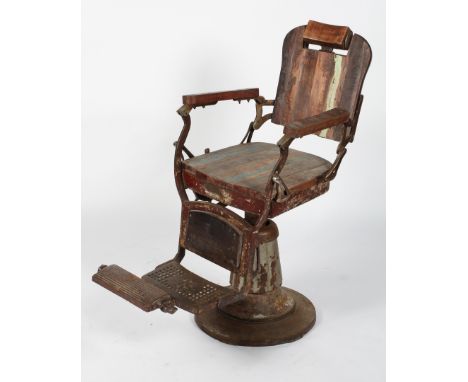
(175, 99), (288, 232)
(249, 134), (293, 231)
(322, 132), (350, 182)
(179, 200), (257, 292)
(175, 98), (277, 209)
(173, 92), (363, 285)
(241, 97), (275, 144)
(322, 94), (364, 181)
(174, 104), (193, 203)
(174, 103), (270, 291)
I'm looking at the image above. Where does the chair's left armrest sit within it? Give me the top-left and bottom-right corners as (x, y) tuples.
(182, 88), (259, 107)
(283, 108), (350, 138)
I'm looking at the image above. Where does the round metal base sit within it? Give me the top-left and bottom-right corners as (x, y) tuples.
(194, 288), (316, 346)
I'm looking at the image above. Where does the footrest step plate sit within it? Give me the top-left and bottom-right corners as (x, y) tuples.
(143, 260), (234, 314)
(92, 265), (177, 313)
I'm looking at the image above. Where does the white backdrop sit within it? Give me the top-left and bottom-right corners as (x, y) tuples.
(82, 1), (385, 381)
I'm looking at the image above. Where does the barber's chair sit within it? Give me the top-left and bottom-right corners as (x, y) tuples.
(93, 20), (372, 346)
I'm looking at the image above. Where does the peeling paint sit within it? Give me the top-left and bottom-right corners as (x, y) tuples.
(320, 54), (343, 138)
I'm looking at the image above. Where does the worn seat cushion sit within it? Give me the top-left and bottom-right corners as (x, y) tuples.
(182, 142), (331, 217)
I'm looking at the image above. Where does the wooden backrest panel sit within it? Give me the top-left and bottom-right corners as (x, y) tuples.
(303, 20), (353, 49)
(272, 23), (372, 141)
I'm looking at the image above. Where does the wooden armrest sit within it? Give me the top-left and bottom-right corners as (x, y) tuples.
(182, 88), (259, 107)
(283, 108), (350, 138)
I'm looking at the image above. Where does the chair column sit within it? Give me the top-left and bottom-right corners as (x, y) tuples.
(194, 213), (316, 346)
(219, 219), (296, 321)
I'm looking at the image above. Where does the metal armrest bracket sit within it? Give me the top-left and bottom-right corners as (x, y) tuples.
(241, 96), (275, 144)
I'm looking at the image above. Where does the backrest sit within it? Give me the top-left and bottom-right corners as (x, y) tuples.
(272, 20), (372, 141)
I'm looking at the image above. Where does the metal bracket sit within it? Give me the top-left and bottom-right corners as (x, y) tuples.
(177, 104), (192, 117)
(322, 125), (352, 182)
(173, 141), (194, 159)
(272, 174), (291, 202)
(241, 97), (275, 144)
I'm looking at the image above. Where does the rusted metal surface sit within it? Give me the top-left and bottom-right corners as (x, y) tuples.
(195, 288), (316, 346)
(240, 96), (275, 144)
(92, 265), (176, 313)
(184, 210), (242, 271)
(178, 200), (257, 293)
(228, 219), (280, 293)
(270, 181), (329, 216)
(173, 140), (194, 159)
(143, 260), (235, 314)
(252, 135), (293, 231)
(251, 240), (282, 292)
(320, 104), (365, 182)
(174, 105), (192, 203)
(252, 218), (279, 244)
(349, 94), (364, 142)
(180, 201), (252, 238)
(218, 288), (295, 322)
(222, 218), (295, 325)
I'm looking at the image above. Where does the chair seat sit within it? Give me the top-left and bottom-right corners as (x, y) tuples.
(182, 142), (332, 217)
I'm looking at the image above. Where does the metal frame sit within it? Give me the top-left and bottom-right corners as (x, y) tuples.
(172, 93), (363, 294)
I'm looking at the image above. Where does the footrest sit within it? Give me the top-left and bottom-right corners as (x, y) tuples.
(92, 265), (177, 313)
(143, 260), (235, 314)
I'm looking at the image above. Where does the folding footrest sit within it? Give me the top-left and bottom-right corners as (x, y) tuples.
(92, 265), (177, 313)
(143, 260), (235, 314)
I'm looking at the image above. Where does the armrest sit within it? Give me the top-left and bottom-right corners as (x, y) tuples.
(283, 108), (350, 138)
(182, 88), (259, 107)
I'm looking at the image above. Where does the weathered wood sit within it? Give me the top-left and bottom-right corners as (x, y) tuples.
(284, 108), (350, 138)
(337, 35), (372, 118)
(182, 142), (331, 216)
(272, 25), (371, 141)
(182, 88), (259, 107)
(303, 20), (353, 49)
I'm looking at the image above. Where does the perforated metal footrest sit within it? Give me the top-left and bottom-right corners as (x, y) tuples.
(92, 265), (177, 313)
(143, 260), (235, 314)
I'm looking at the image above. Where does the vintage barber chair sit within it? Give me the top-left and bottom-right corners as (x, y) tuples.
(93, 20), (372, 346)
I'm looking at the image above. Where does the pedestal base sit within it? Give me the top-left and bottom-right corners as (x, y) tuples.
(194, 288), (316, 346)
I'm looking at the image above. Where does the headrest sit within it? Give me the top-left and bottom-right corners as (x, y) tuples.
(303, 20), (353, 50)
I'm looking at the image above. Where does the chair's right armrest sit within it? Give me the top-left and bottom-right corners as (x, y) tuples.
(283, 108), (350, 138)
